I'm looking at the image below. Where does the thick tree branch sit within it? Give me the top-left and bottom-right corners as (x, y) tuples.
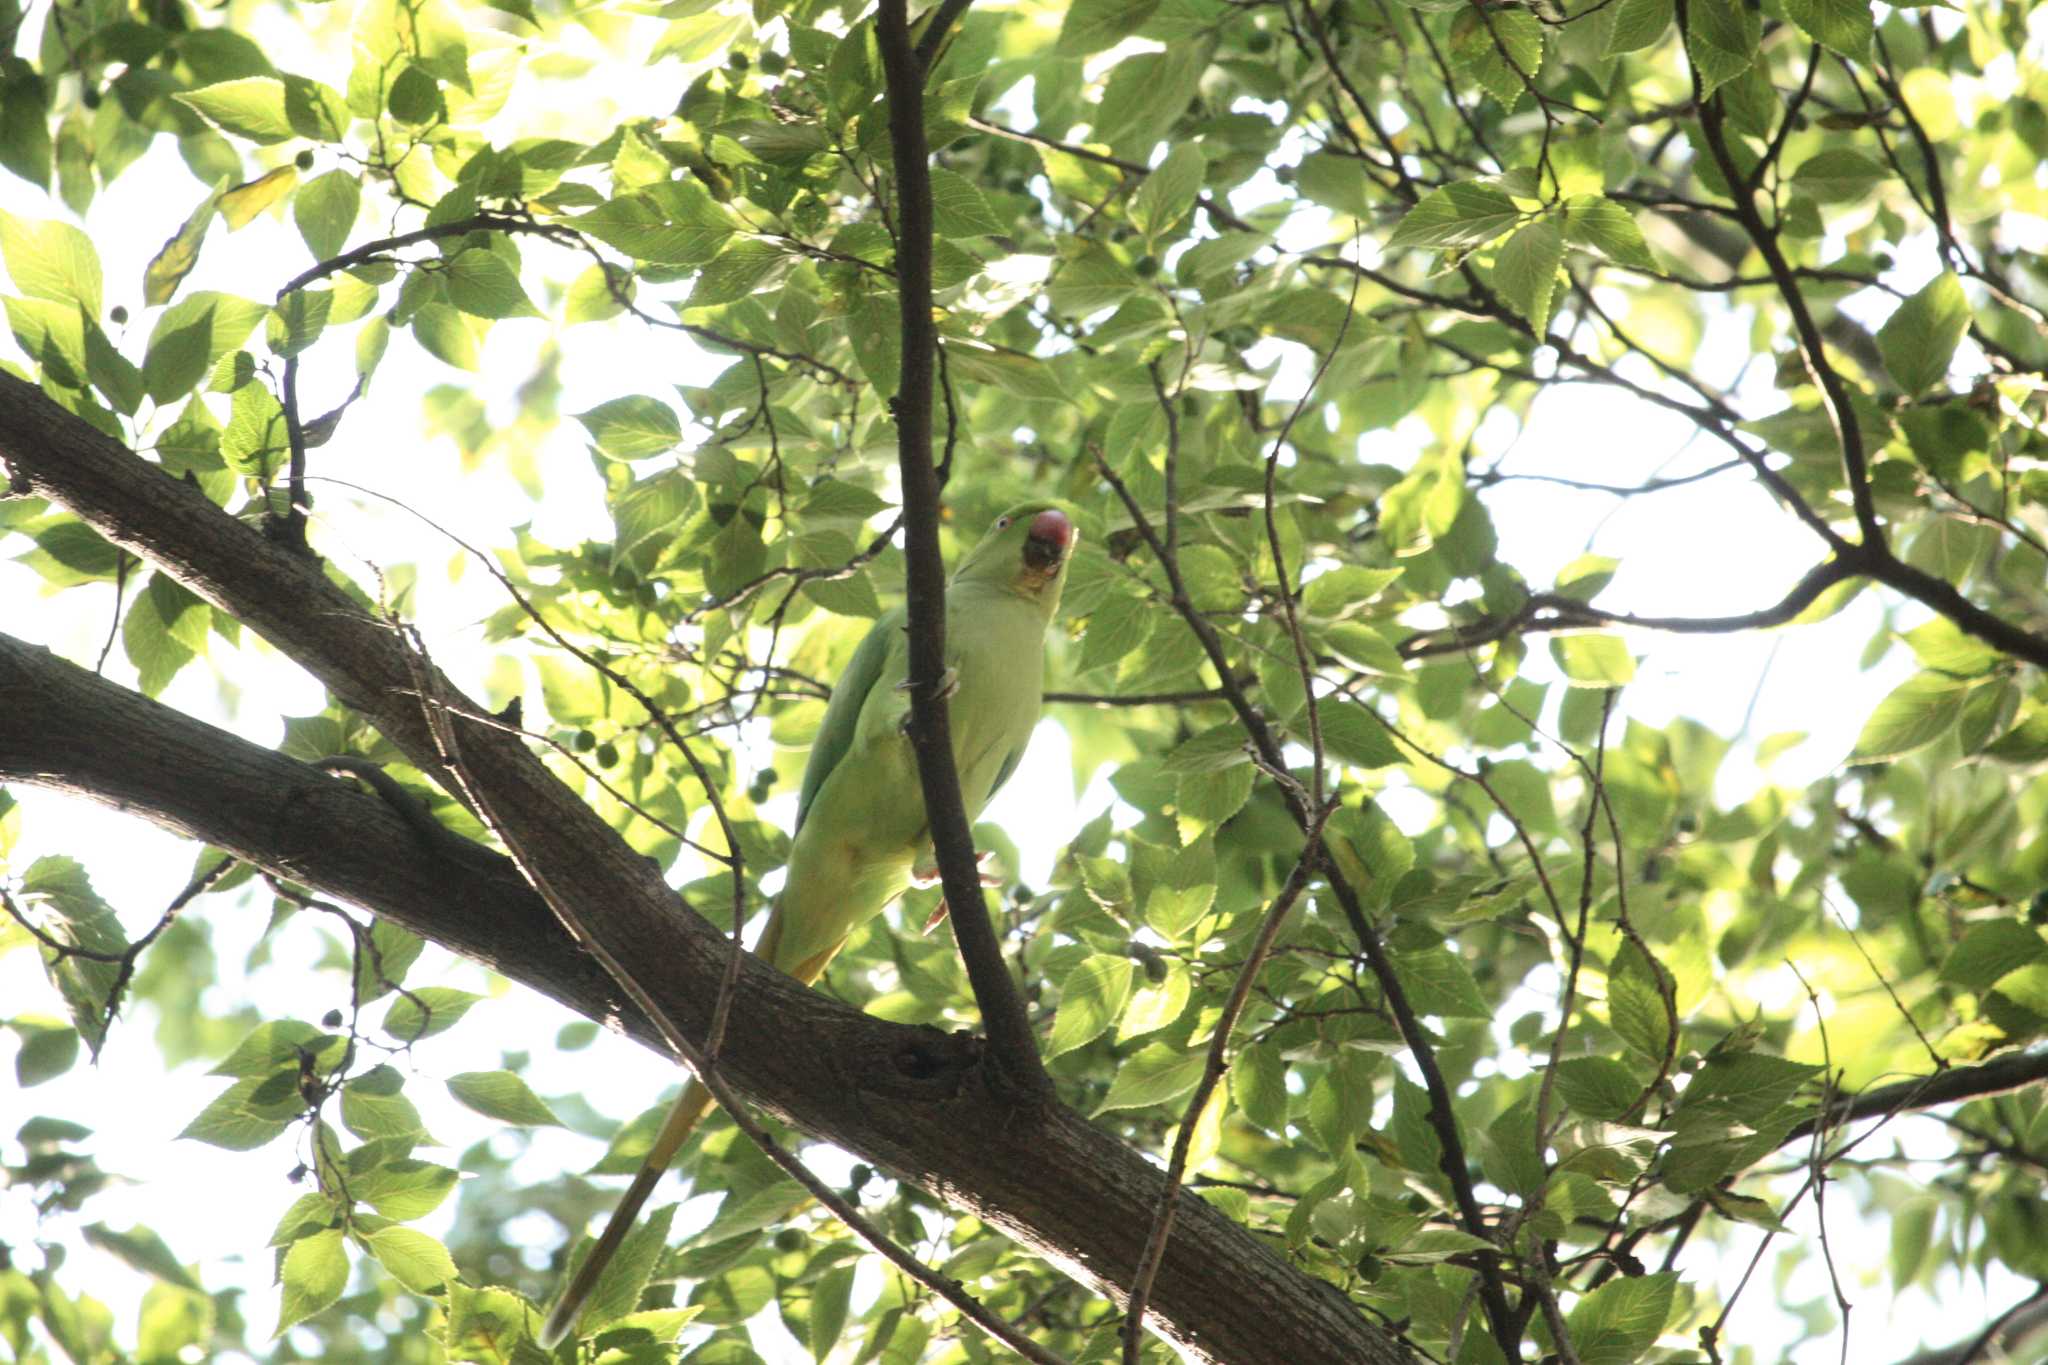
(0, 628), (1409, 1365)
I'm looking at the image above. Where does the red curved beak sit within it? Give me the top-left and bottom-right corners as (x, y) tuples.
(1023, 508), (1072, 572)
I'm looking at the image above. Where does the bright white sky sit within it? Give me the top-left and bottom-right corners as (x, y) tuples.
(0, 2), (2031, 1361)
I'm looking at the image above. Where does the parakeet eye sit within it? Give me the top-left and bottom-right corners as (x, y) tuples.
(996, 515), (1012, 529)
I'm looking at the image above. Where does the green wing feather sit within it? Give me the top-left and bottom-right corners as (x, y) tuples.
(794, 606), (903, 832)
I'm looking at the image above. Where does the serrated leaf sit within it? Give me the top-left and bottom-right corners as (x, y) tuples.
(362, 1226), (456, 1292)
(351, 1157), (459, 1219)
(1315, 701), (1405, 769)
(1789, 147), (1887, 204)
(1877, 272), (1970, 395)
(1449, 7), (1545, 107)
(1131, 143), (1204, 242)
(1939, 920), (2048, 993)
(1781, 0), (1871, 59)
(1057, 0), (1160, 55)
(1685, 0), (1760, 95)
(444, 247), (538, 319)
(577, 395), (681, 460)
(1236, 1042), (1288, 1133)
(179, 1076), (301, 1150)
(295, 170), (360, 262)
(1550, 633), (1635, 685)
(0, 211), (103, 317)
(572, 1203), (675, 1339)
(1562, 197), (1657, 271)
(1493, 216), (1564, 327)
(1047, 955), (1134, 1059)
(1553, 1056), (1640, 1120)
(1387, 182), (1522, 251)
(1603, 0), (1674, 53)
(277, 1229), (349, 1334)
(930, 167), (1003, 237)
(1092, 1043), (1205, 1114)
(1080, 588), (1156, 673)
(446, 1070), (562, 1126)
(1562, 1271), (1676, 1365)
(382, 986), (483, 1042)
(1850, 671), (1974, 760)
(178, 75), (350, 146)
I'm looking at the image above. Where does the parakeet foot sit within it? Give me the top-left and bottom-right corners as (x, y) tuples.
(894, 667), (961, 702)
(914, 852), (1004, 932)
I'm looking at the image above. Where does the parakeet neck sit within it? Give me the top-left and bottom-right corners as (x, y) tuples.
(950, 573), (1062, 624)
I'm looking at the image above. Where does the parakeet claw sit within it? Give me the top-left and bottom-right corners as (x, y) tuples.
(914, 853), (1003, 932)
(911, 849), (998, 888)
(894, 667), (961, 702)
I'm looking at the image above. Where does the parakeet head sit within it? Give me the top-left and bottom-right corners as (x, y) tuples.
(952, 502), (1076, 608)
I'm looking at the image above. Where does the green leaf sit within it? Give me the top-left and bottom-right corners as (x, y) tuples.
(1789, 148), (1887, 204)
(1603, 0), (1674, 54)
(446, 1070), (562, 1126)
(1387, 182), (1522, 251)
(1850, 671), (1975, 760)
(82, 1224), (202, 1291)
(571, 186), (733, 266)
(1781, 0), (1872, 59)
(1562, 198), (1658, 271)
(571, 1203), (675, 1339)
(381, 986), (482, 1042)
(1131, 143), (1204, 242)
(22, 857), (127, 1051)
(277, 1229), (348, 1334)
(1092, 1043), (1205, 1114)
(179, 1076), (301, 1150)
(1392, 947), (1493, 1018)
(211, 1020), (341, 1077)
(0, 211), (104, 317)
(444, 247), (538, 319)
(1939, 920), (2048, 993)
(1553, 1056), (1641, 1120)
(13, 1021), (79, 1086)
(1080, 588), (1156, 673)
(1607, 948), (1673, 1065)
(943, 343), (1068, 399)
(1550, 633), (1635, 685)
(808, 1263), (855, 1362)
(1685, 0), (1760, 95)
(1562, 1270), (1677, 1365)
(351, 1157), (459, 1219)
(576, 395), (682, 460)
(142, 292), (268, 404)
(1057, 0), (1159, 55)
(1046, 954), (1134, 1059)
(411, 301), (477, 370)
(1493, 216), (1564, 327)
(1449, 7), (1545, 107)
(1236, 1042), (1289, 1134)
(1144, 882), (1215, 940)
(1315, 701), (1405, 769)
(294, 170), (360, 262)
(361, 1226), (456, 1292)
(687, 238), (785, 307)
(178, 75), (350, 146)
(930, 167), (1004, 238)
(341, 1065), (429, 1143)
(1877, 272), (1971, 395)
(1301, 566), (1402, 618)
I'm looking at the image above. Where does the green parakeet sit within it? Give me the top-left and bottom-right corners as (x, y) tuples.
(539, 503), (1075, 1348)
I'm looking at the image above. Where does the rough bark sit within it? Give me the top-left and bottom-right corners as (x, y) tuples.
(0, 371), (1410, 1365)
